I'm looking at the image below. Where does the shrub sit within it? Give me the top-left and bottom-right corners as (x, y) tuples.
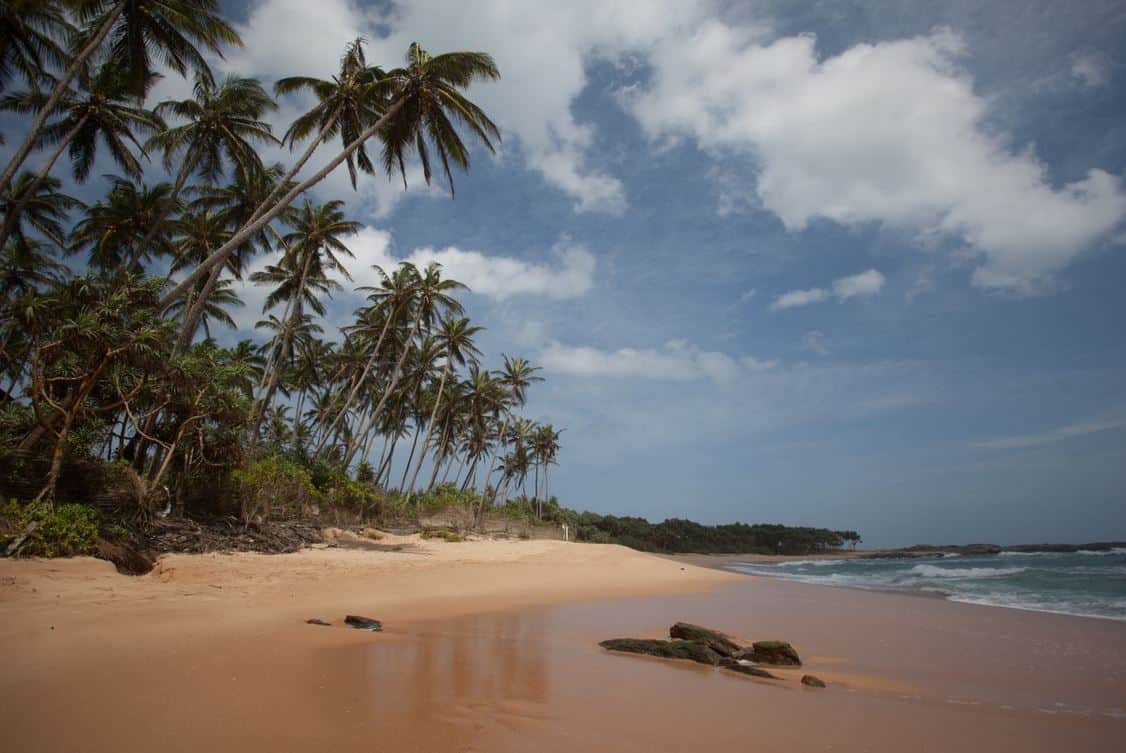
(231, 455), (321, 522)
(1, 499), (99, 556)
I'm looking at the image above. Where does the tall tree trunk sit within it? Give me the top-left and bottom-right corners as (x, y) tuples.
(173, 260), (223, 354)
(315, 305), (396, 454)
(398, 423), (422, 492)
(342, 311), (422, 466)
(0, 2), (126, 194)
(158, 100), (404, 311)
(0, 115), (89, 250)
(405, 362), (449, 496)
(252, 249), (314, 434)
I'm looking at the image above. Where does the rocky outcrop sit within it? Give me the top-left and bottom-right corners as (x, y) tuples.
(740, 640), (801, 666)
(306, 618), (331, 626)
(669, 622), (743, 657)
(599, 638), (722, 666)
(344, 615), (383, 632)
(719, 658), (778, 679)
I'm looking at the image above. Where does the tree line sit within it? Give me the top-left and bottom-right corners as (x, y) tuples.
(0, 1), (563, 522)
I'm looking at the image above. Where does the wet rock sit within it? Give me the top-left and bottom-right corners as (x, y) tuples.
(801, 674), (826, 688)
(742, 640), (802, 666)
(305, 618), (331, 626)
(361, 528), (384, 541)
(345, 615), (383, 632)
(719, 658), (779, 679)
(599, 638), (722, 666)
(668, 622), (743, 657)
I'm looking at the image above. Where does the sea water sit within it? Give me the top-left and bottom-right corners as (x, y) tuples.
(727, 549), (1126, 621)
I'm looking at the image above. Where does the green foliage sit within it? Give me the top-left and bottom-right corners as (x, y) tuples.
(1, 499), (99, 556)
(569, 513), (860, 555)
(231, 455), (321, 522)
(355, 461), (374, 484)
(420, 529), (463, 542)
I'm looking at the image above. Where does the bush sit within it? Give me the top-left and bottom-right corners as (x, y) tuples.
(1, 499), (99, 556)
(231, 455), (322, 522)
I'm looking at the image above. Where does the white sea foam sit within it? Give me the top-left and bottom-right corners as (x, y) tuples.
(909, 565), (1027, 579)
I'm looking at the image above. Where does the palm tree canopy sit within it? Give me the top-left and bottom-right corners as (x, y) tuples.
(0, 0), (71, 91)
(379, 43), (501, 195)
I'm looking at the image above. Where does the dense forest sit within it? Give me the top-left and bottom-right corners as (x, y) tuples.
(569, 514), (862, 554)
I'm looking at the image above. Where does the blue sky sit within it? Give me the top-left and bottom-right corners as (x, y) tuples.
(9, 1), (1126, 547)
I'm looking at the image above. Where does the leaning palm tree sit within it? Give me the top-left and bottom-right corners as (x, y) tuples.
(159, 41), (500, 313)
(343, 262), (467, 466)
(0, 0), (241, 194)
(405, 316), (482, 495)
(274, 37), (383, 191)
(142, 75), (276, 252)
(250, 199), (358, 433)
(0, 62), (162, 251)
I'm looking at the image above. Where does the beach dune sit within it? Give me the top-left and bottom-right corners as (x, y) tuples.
(1, 537), (1123, 752)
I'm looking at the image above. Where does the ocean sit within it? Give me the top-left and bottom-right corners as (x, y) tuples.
(727, 549), (1126, 621)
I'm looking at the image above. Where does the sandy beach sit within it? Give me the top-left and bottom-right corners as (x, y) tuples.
(2, 538), (1124, 752)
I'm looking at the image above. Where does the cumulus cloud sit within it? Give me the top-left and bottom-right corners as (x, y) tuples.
(540, 339), (776, 384)
(771, 288), (830, 311)
(626, 25), (1126, 291)
(337, 229), (594, 300)
(772, 269), (885, 310)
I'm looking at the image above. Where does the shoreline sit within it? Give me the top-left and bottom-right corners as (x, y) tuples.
(2, 539), (1123, 752)
(665, 551), (1126, 624)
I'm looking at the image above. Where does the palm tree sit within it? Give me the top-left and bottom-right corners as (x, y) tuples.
(250, 199), (357, 432)
(483, 355), (542, 499)
(0, 62), (163, 250)
(0, 0), (241, 195)
(274, 37), (383, 191)
(405, 316), (482, 495)
(0, 1), (71, 92)
(315, 261), (416, 454)
(343, 262), (467, 466)
(159, 41), (500, 313)
(69, 177), (179, 275)
(0, 172), (81, 254)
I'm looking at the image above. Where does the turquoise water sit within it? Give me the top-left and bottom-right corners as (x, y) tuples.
(727, 549), (1126, 621)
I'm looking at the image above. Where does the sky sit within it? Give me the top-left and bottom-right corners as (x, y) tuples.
(8, 0), (1126, 547)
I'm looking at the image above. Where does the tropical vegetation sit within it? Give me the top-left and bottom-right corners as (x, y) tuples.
(0, 1), (566, 545)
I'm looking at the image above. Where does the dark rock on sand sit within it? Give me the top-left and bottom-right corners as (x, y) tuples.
(741, 640), (802, 666)
(344, 615), (383, 631)
(719, 658), (779, 679)
(801, 674), (826, 687)
(669, 622), (743, 657)
(599, 638), (722, 666)
(306, 618), (331, 626)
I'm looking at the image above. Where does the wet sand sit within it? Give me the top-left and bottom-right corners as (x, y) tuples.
(2, 538), (1124, 752)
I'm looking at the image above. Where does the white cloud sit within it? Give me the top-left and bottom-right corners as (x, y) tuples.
(345, 229), (596, 301)
(221, 0), (717, 214)
(975, 414), (1126, 450)
(739, 288), (757, 303)
(1070, 54), (1110, 89)
(540, 339), (775, 384)
(626, 25), (1126, 291)
(832, 269), (886, 300)
(771, 287), (830, 311)
(772, 269), (885, 310)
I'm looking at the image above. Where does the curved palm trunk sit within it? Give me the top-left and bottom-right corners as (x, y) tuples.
(484, 413), (510, 503)
(0, 2), (126, 194)
(253, 250), (314, 434)
(0, 115), (90, 251)
(315, 307), (396, 454)
(173, 257), (223, 354)
(397, 424), (422, 491)
(405, 362), (450, 496)
(159, 100), (404, 311)
(342, 311), (422, 466)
